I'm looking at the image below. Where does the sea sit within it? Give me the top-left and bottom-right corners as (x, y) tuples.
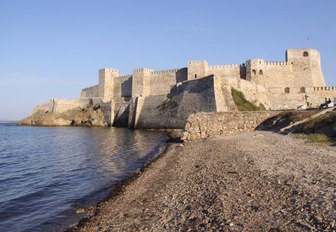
(0, 122), (168, 232)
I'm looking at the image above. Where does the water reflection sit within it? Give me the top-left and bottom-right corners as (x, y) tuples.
(0, 125), (167, 232)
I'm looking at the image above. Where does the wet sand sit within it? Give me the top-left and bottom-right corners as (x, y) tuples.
(69, 131), (336, 231)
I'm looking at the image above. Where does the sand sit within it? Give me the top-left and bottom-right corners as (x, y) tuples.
(68, 131), (336, 231)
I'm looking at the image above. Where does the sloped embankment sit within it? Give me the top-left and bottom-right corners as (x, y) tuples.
(19, 105), (106, 127)
(231, 88), (265, 111)
(256, 109), (336, 137)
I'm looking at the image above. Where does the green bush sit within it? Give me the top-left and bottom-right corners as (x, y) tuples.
(231, 88), (265, 111)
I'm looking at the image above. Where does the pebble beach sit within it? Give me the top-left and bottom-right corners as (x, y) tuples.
(69, 131), (336, 231)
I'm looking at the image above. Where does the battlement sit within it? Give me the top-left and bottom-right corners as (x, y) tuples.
(99, 68), (118, 73)
(264, 61), (290, 66)
(81, 84), (99, 98)
(133, 68), (154, 73)
(313, 86), (336, 91)
(246, 59), (265, 65)
(209, 64), (242, 70)
(82, 84), (99, 91)
(246, 60), (289, 66)
(188, 60), (208, 65)
(151, 68), (180, 74)
(76, 48), (327, 111)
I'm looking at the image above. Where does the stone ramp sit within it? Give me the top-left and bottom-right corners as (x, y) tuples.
(280, 106), (336, 134)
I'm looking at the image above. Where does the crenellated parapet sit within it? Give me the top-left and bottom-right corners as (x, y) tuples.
(264, 61), (290, 66)
(312, 86), (336, 91)
(80, 84), (99, 98)
(82, 84), (99, 91)
(209, 64), (242, 70)
(133, 68), (154, 73)
(151, 68), (180, 75)
(77, 48), (329, 114)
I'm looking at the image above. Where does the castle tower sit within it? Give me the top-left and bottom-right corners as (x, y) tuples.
(187, 60), (209, 80)
(132, 68), (153, 97)
(286, 48), (325, 87)
(99, 68), (119, 100)
(245, 59), (265, 84)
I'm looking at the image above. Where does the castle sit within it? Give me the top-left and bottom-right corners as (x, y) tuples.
(32, 48), (336, 129)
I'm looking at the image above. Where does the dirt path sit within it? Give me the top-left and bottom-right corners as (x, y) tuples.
(70, 131), (336, 231)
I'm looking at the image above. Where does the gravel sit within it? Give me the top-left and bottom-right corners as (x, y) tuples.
(69, 131), (336, 231)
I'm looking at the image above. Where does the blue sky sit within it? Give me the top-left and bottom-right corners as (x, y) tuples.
(0, 0), (335, 120)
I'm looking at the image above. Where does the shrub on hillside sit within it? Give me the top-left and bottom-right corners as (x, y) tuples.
(231, 88), (265, 111)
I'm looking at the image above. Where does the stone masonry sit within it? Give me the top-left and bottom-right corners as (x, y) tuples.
(182, 111), (282, 141)
(28, 48), (336, 129)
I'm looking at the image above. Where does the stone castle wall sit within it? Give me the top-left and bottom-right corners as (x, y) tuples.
(246, 60), (294, 88)
(306, 87), (336, 107)
(51, 98), (90, 113)
(113, 75), (132, 101)
(79, 48), (327, 112)
(150, 68), (187, 95)
(112, 101), (130, 127)
(45, 47), (333, 129)
(31, 98), (91, 114)
(208, 64), (242, 80)
(129, 75), (227, 129)
(80, 85), (99, 98)
(182, 111), (282, 142)
(262, 86), (336, 109)
(32, 102), (54, 114)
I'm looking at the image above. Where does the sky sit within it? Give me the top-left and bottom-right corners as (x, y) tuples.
(0, 0), (335, 120)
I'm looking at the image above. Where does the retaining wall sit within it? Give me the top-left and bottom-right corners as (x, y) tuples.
(182, 111), (282, 141)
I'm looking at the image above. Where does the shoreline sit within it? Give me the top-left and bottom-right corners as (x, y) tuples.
(65, 134), (177, 232)
(66, 131), (336, 231)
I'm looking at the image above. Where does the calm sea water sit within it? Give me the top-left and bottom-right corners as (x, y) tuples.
(0, 123), (167, 232)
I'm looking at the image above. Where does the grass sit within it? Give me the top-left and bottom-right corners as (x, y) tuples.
(294, 133), (336, 146)
(231, 88), (266, 111)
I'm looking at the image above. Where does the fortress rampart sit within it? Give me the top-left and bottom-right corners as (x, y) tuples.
(30, 48), (334, 129)
(209, 64), (242, 70)
(264, 61), (290, 66)
(151, 68), (180, 74)
(78, 48), (331, 112)
(80, 85), (99, 98)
